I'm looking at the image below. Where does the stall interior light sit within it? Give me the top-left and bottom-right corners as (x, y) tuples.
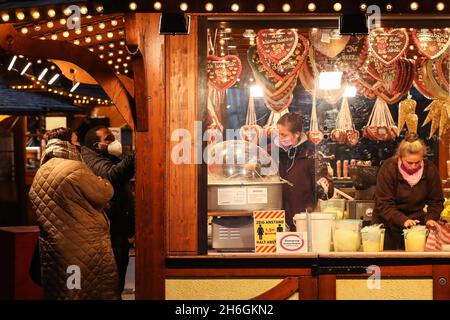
(70, 82), (80, 93)
(38, 68), (49, 81)
(343, 85), (357, 97)
(250, 85), (264, 98)
(20, 62), (32, 75)
(48, 73), (60, 85)
(318, 71), (343, 90)
(7, 55), (17, 71)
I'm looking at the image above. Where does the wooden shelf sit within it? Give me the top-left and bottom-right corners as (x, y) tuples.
(208, 211), (253, 217)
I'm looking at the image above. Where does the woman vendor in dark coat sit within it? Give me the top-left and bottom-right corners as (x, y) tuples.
(276, 112), (334, 230)
(372, 134), (444, 250)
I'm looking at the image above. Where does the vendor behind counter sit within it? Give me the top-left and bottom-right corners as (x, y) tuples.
(372, 133), (444, 250)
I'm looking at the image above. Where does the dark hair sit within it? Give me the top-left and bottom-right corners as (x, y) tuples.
(43, 127), (73, 143)
(277, 112), (304, 134)
(84, 125), (108, 148)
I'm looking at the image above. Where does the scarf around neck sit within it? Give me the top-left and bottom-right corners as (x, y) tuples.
(41, 139), (82, 165)
(398, 157), (424, 187)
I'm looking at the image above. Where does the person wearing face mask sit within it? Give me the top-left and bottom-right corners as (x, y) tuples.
(81, 126), (135, 293)
(29, 127), (120, 299)
(275, 112), (334, 230)
(372, 133), (444, 250)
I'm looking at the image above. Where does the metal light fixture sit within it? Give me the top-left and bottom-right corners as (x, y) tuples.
(8, 56), (17, 71)
(48, 74), (60, 85)
(38, 68), (49, 81)
(20, 62), (32, 75)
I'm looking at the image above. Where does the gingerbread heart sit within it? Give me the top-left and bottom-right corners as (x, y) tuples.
(434, 52), (450, 92)
(413, 58), (436, 99)
(309, 29), (350, 58)
(307, 130), (324, 145)
(369, 28), (409, 65)
(412, 28), (450, 60)
(263, 94), (293, 113)
(346, 130), (360, 147)
(207, 55), (242, 92)
(257, 29), (299, 65)
(331, 129), (347, 144)
(258, 37), (309, 83)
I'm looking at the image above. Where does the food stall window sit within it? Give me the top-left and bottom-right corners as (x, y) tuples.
(200, 17), (448, 254)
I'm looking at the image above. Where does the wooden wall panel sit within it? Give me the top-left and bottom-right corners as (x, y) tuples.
(165, 17), (199, 255)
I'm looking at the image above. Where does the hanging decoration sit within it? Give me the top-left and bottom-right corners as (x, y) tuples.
(363, 97), (399, 141)
(311, 34), (369, 82)
(207, 54), (242, 93)
(365, 56), (415, 104)
(331, 97), (360, 147)
(255, 29), (309, 86)
(398, 93), (417, 133)
(422, 99), (450, 138)
(256, 28), (299, 65)
(369, 28), (409, 65)
(240, 95), (263, 143)
(412, 28), (450, 60)
(306, 90), (324, 145)
(309, 29), (350, 58)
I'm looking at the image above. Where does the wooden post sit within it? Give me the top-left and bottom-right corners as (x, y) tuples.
(298, 276), (319, 300)
(128, 13), (166, 300)
(318, 275), (337, 300)
(12, 116), (27, 225)
(433, 265), (450, 300)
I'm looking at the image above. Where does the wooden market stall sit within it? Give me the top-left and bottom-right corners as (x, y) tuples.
(0, 0), (450, 300)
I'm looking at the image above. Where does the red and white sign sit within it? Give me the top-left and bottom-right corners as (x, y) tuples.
(276, 232), (308, 254)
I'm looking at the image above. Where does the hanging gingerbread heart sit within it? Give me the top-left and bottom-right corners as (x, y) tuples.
(413, 58), (436, 99)
(256, 29), (299, 65)
(207, 55), (242, 92)
(309, 29), (350, 58)
(307, 130), (324, 145)
(248, 46), (278, 90)
(369, 28), (409, 65)
(436, 52), (450, 91)
(263, 94), (293, 113)
(312, 35), (369, 81)
(412, 28), (450, 60)
(258, 38), (309, 83)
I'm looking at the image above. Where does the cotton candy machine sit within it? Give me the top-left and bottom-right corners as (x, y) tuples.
(207, 140), (285, 212)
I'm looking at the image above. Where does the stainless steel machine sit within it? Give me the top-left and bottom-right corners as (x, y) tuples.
(347, 165), (378, 225)
(207, 140), (285, 251)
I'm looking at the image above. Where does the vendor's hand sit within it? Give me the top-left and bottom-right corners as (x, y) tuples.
(317, 177), (330, 188)
(404, 219), (420, 228)
(426, 219), (439, 229)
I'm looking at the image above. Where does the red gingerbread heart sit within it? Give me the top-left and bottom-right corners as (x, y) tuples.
(412, 28), (450, 60)
(307, 130), (324, 145)
(369, 28), (409, 65)
(257, 29), (299, 65)
(207, 55), (242, 92)
(309, 29), (350, 58)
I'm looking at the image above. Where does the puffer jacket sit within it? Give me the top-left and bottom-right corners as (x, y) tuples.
(29, 157), (121, 300)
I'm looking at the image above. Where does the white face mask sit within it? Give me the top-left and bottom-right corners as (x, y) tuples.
(107, 140), (122, 157)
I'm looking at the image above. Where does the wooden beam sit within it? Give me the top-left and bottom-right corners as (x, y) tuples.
(12, 116), (27, 225)
(0, 24), (135, 130)
(130, 13), (166, 300)
(251, 277), (299, 300)
(298, 276), (319, 300)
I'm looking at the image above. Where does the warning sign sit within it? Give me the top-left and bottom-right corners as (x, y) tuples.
(253, 210), (285, 254)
